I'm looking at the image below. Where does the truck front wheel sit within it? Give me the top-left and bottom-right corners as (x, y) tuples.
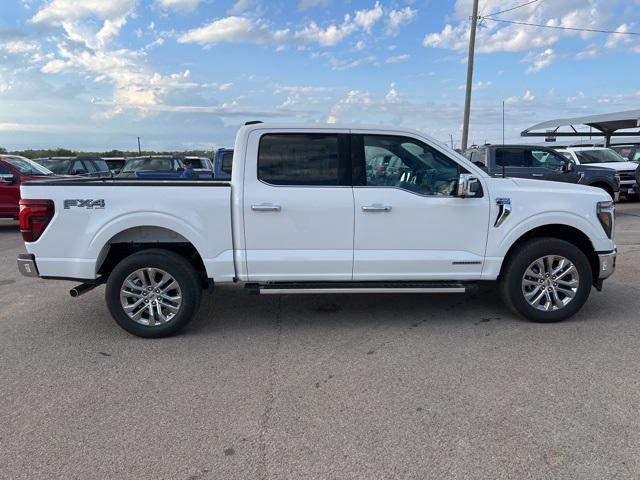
(499, 238), (592, 323)
(105, 249), (202, 338)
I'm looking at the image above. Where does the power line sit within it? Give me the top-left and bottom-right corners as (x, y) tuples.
(482, 17), (640, 36)
(484, 0), (541, 18)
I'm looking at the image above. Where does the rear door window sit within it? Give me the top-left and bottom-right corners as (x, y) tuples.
(495, 148), (529, 167)
(258, 134), (342, 186)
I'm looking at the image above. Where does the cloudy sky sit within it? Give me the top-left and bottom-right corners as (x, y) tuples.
(0, 0), (639, 151)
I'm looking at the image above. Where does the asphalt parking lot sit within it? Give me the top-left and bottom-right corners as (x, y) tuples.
(1, 203), (639, 480)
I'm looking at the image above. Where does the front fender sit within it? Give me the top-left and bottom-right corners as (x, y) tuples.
(489, 211), (611, 258)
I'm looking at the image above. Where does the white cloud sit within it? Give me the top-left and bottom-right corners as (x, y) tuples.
(178, 17), (290, 46)
(421, 0), (623, 55)
(29, 0), (136, 26)
(30, 0), (136, 51)
(157, 0), (201, 13)
(567, 91), (585, 102)
(504, 90), (536, 104)
(386, 54), (409, 63)
(522, 48), (555, 72)
(294, 15), (358, 46)
(576, 45), (599, 60)
(354, 2), (384, 34)
(385, 83), (399, 102)
(227, 0), (257, 15)
(179, 4), (402, 48)
(0, 40), (40, 55)
(218, 82), (233, 91)
(457, 80), (492, 90)
(605, 23), (640, 53)
(273, 85), (334, 94)
(386, 7), (417, 36)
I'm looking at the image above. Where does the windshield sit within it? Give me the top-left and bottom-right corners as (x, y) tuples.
(575, 149), (627, 164)
(94, 159), (110, 172)
(4, 156), (53, 175)
(122, 158), (178, 172)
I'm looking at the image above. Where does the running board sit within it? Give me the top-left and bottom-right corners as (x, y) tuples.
(246, 282), (470, 295)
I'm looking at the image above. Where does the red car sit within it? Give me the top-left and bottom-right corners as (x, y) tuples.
(0, 155), (55, 219)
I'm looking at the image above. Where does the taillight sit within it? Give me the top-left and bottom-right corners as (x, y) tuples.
(19, 199), (55, 242)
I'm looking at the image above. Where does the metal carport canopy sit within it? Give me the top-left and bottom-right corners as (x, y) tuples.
(521, 109), (640, 146)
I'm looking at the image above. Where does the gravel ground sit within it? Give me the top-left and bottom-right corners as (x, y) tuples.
(1, 202), (639, 480)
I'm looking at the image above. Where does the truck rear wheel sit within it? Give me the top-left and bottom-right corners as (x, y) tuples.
(105, 249), (202, 338)
(499, 238), (592, 323)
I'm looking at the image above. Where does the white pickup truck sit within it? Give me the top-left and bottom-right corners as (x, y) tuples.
(17, 123), (617, 337)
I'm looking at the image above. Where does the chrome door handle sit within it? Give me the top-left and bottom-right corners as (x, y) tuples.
(251, 203), (281, 212)
(531, 173), (544, 177)
(362, 204), (392, 212)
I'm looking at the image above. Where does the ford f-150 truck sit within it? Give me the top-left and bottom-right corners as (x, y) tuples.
(17, 124), (617, 338)
(465, 144), (620, 201)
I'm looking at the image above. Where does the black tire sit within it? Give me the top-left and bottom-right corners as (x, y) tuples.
(499, 238), (592, 323)
(105, 249), (202, 338)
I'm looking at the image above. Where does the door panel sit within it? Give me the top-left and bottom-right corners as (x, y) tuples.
(352, 134), (490, 281)
(353, 189), (489, 279)
(0, 163), (18, 217)
(243, 130), (354, 281)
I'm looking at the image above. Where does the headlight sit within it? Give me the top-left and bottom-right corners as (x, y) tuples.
(597, 200), (615, 239)
(614, 174), (621, 187)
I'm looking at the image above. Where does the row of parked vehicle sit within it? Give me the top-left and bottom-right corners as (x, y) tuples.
(0, 149), (234, 219)
(463, 143), (640, 201)
(36, 150), (234, 180)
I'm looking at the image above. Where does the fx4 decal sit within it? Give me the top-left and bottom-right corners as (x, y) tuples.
(64, 199), (106, 210)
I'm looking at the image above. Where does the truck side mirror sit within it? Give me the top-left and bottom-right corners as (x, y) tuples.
(458, 173), (480, 197)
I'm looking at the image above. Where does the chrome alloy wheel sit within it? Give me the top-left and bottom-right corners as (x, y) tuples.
(521, 255), (580, 312)
(120, 268), (182, 326)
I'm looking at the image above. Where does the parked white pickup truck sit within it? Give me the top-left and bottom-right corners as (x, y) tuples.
(17, 123), (617, 337)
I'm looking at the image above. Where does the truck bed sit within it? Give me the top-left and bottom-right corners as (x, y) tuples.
(20, 178), (234, 281)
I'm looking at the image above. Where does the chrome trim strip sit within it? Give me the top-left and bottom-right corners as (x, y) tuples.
(259, 287), (466, 295)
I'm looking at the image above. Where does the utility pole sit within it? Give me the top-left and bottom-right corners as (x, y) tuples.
(450, 134), (454, 149)
(461, 0), (479, 152)
(137, 136), (142, 155)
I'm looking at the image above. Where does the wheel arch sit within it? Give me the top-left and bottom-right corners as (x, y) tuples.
(95, 225), (207, 284)
(498, 224), (599, 283)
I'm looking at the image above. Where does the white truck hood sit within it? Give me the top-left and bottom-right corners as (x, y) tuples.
(505, 176), (609, 197)
(582, 161), (638, 172)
